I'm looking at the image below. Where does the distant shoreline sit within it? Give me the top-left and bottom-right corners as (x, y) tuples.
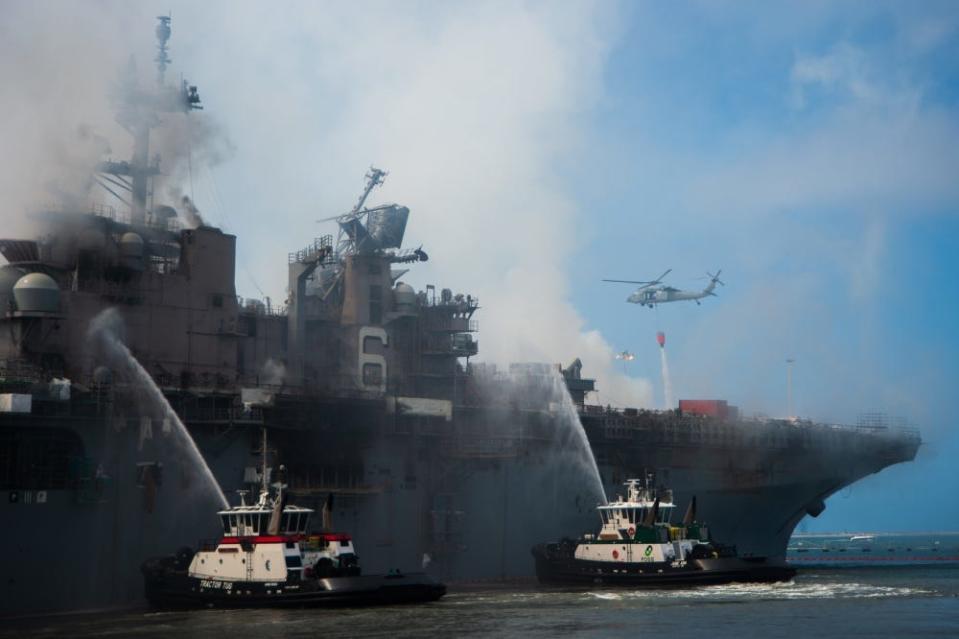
(793, 531), (959, 538)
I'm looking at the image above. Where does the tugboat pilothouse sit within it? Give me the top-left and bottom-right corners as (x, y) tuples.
(141, 433), (446, 608)
(532, 478), (795, 586)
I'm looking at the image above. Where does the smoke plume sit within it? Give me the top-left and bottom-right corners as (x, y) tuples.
(179, 195), (206, 229)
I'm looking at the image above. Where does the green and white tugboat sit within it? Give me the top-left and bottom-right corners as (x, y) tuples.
(532, 477), (795, 586)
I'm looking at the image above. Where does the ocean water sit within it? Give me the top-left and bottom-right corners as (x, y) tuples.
(6, 565), (957, 638)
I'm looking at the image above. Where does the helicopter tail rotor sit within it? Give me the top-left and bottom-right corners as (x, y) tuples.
(707, 269), (724, 286)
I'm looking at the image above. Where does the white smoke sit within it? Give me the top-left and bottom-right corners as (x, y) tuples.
(261, 358), (286, 387)
(0, 2), (651, 406)
(0, 2), (231, 237)
(168, 2), (653, 407)
(0, 2), (142, 236)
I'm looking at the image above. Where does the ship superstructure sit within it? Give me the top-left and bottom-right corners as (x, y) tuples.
(0, 18), (920, 614)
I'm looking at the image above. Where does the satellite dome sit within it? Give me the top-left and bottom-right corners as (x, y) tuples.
(119, 232), (144, 256)
(12, 272), (60, 313)
(394, 282), (416, 311)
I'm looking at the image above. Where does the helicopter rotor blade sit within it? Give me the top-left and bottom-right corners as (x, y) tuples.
(706, 269), (725, 286)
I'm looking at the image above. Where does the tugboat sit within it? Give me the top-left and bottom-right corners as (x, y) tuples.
(141, 433), (446, 608)
(532, 477), (795, 586)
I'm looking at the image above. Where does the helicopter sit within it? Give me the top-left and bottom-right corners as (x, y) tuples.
(602, 269), (724, 308)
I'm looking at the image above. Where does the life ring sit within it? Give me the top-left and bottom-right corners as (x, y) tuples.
(627, 527), (636, 537)
(612, 549), (619, 559)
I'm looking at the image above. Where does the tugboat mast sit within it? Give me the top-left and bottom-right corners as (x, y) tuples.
(260, 427), (270, 500)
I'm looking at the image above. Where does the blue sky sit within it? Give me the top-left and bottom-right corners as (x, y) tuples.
(563, 2), (959, 531)
(2, 1), (957, 531)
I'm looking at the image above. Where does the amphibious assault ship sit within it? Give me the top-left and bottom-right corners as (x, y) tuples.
(0, 19), (920, 615)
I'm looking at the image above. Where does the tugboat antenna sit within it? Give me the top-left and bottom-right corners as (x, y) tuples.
(260, 427), (270, 498)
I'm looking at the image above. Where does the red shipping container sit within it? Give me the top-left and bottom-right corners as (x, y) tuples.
(678, 399), (728, 419)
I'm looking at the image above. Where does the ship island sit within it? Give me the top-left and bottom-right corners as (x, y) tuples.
(0, 18), (921, 615)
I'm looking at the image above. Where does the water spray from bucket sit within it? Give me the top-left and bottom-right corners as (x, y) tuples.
(658, 331), (674, 410)
(88, 308), (229, 509)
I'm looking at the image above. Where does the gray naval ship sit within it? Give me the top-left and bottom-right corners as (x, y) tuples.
(0, 18), (920, 615)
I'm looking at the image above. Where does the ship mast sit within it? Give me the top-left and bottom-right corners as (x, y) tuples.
(96, 15), (203, 227)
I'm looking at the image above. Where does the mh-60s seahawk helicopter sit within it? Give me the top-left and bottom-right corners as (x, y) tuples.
(603, 269), (724, 308)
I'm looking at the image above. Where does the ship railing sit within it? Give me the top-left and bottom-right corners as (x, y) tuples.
(288, 236), (334, 264)
(0, 359), (45, 385)
(420, 293), (479, 309)
(236, 296), (287, 316)
(34, 202), (185, 232)
(442, 436), (523, 458)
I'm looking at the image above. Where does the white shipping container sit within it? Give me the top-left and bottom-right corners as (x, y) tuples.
(0, 393), (32, 413)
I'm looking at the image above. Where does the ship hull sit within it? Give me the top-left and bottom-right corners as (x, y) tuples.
(0, 396), (919, 615)
(141, 570), (445, 609)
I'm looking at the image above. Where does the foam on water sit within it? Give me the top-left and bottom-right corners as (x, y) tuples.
(583, 580), (936, 603)
(88, 308), (229, 509)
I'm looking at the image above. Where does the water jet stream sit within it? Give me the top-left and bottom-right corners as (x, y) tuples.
(547, 367), (607, 504)
(89, 309), (229, 509)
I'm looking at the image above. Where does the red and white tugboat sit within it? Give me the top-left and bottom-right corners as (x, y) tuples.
(532, 477), (795, 586)
(141, 433), (445, 608)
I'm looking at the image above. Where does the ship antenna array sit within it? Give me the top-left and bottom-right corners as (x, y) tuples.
(317, 166), (389, 260)
(95, 15), (203, 226)
(155, 14), (172, 86)
(352, 166), (387, 214)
